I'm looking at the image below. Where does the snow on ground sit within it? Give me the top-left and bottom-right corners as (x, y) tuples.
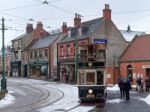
(138, 94), (150, 105)
(69, 106), (95, 112)
(0, 90), (15, 108)
(106, 99), (124, 104)
(107, 84), (120, 91)
(39, 84), (95, 112)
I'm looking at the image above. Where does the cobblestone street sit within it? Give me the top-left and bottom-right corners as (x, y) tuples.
(90, 91), (150, 112)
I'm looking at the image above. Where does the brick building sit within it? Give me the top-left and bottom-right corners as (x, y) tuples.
(0, 47), (11, 76)
(57, 4), (127, 84)
(11, 22), (49, 77)
(120, 34), (150, 85)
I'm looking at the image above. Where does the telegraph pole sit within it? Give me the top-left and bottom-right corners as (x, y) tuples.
(1, 17), (7, 91)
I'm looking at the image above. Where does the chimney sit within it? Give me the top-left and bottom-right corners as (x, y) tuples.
(62, 22), (68, 34)
(74, 13), (81, 28)
(103, 4), (111, 20)
(26, 23), (33, 33)
(127, 25), (131, 32)
(36, 21), (43, 30)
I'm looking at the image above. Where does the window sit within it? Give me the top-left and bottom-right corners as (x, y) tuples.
(86, 72), (95, 85)
(44, 49), (48, 57)
(30, 51), (33, 59)
(34, 51), (37, 58)
(39, 50), (43, 58)
(67, 45), (71, 55)
(60, 46), (64, 56)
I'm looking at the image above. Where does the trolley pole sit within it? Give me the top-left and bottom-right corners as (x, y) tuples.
(1, 17), (7, 91)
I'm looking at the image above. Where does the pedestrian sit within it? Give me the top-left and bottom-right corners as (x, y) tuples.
(118, 78), (125, 98)
(124, 78), (131, 100)
(145, 77), (150, 92)
(136, 77), (142, 91)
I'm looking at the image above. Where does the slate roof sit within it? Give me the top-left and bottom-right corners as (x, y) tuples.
(11, 33), (32, 41)
(62, 17), (104, 42)
(120, 34), (150, 62)
(30, 33), (61, 50)
(120, 30), (146, 42)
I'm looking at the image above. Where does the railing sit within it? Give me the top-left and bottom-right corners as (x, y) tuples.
(78, 54), (105, 62)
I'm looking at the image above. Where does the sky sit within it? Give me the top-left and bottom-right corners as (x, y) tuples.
(1, 0), (150, 48)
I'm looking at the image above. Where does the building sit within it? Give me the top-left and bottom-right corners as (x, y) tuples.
(11, 22), (49, 77)
(28, 31), (64, 80)
(120, 34), (150, 85)
(0, 47), (11, 76)
(57, 4), (127, 84)
(120, 25), (146, 43)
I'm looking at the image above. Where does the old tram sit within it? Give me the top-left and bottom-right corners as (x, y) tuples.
(77, 39), (107, 103)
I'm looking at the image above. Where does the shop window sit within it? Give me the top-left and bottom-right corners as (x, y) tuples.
(78, 72), (85, 85)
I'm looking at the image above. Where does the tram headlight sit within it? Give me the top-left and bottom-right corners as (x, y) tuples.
(88, 89), (93, 94)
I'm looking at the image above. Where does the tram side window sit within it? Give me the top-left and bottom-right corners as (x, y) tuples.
(86, 72), (95, 85)
(97, 71), (103, 85)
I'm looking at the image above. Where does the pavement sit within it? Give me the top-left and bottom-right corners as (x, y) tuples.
(90, 91), (150, 112)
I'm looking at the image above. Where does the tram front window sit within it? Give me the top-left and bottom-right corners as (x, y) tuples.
(86, 72), (95, 85)
(97, 71), (103, 85)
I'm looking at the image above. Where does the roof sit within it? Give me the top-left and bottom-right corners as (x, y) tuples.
(120, 34), (150, 62)
(120, 30), (146, 42)
(30, 33), (61, 50)
(11, 33), (32, 41)
(62, 17), (104, 42)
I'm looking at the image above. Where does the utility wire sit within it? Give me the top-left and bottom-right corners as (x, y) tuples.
(0, 3), (42, 12)
(33, 0), (74, 15)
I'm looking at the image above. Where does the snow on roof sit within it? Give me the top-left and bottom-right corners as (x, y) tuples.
(120, 30), (146, 42)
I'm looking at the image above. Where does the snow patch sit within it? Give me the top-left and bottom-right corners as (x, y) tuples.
(138, 94), (150, 105)
(0, 91), (15, 108)
(107, 99), (123, 104)
(107, 84), (120, 91)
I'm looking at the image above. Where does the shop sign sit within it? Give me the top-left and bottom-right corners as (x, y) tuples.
(94, 39), (107, 44)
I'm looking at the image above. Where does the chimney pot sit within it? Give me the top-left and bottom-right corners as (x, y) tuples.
(62, 22), (68, 34)
(74, 13), (81, 28)
(26, 23), (33, 33)
(103, 4), (111, 20)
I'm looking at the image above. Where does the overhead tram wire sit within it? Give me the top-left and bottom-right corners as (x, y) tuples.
(0, 3), (42, 12)
(33, 0), (74, 15)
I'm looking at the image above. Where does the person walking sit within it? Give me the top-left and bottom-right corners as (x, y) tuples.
(124, 78), (131, 100)
(118, 78), (125, 98)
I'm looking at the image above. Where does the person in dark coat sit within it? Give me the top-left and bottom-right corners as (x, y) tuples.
(118, 78), (125, 98)
(124, 78), (131, 100)
(145, 77), (150, 92)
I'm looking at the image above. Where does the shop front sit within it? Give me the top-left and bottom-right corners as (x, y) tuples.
(10, 61), (21, 77)
(29, 61), (48, 79)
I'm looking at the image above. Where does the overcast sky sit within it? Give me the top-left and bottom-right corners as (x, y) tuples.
(1, 0), (150, 48)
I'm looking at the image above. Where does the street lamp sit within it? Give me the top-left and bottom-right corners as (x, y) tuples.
(1, 17), (7, 91)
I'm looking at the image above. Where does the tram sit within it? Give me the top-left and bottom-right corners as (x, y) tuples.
(77, 41), (107, 103)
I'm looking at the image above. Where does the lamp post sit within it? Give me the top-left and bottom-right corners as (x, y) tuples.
(1, 17), (7, 91)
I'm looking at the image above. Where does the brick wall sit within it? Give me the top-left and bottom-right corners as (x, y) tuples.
(120, 61), (150, 84)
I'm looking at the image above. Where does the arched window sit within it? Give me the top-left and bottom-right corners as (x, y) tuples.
(127, 65), (133, 82)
